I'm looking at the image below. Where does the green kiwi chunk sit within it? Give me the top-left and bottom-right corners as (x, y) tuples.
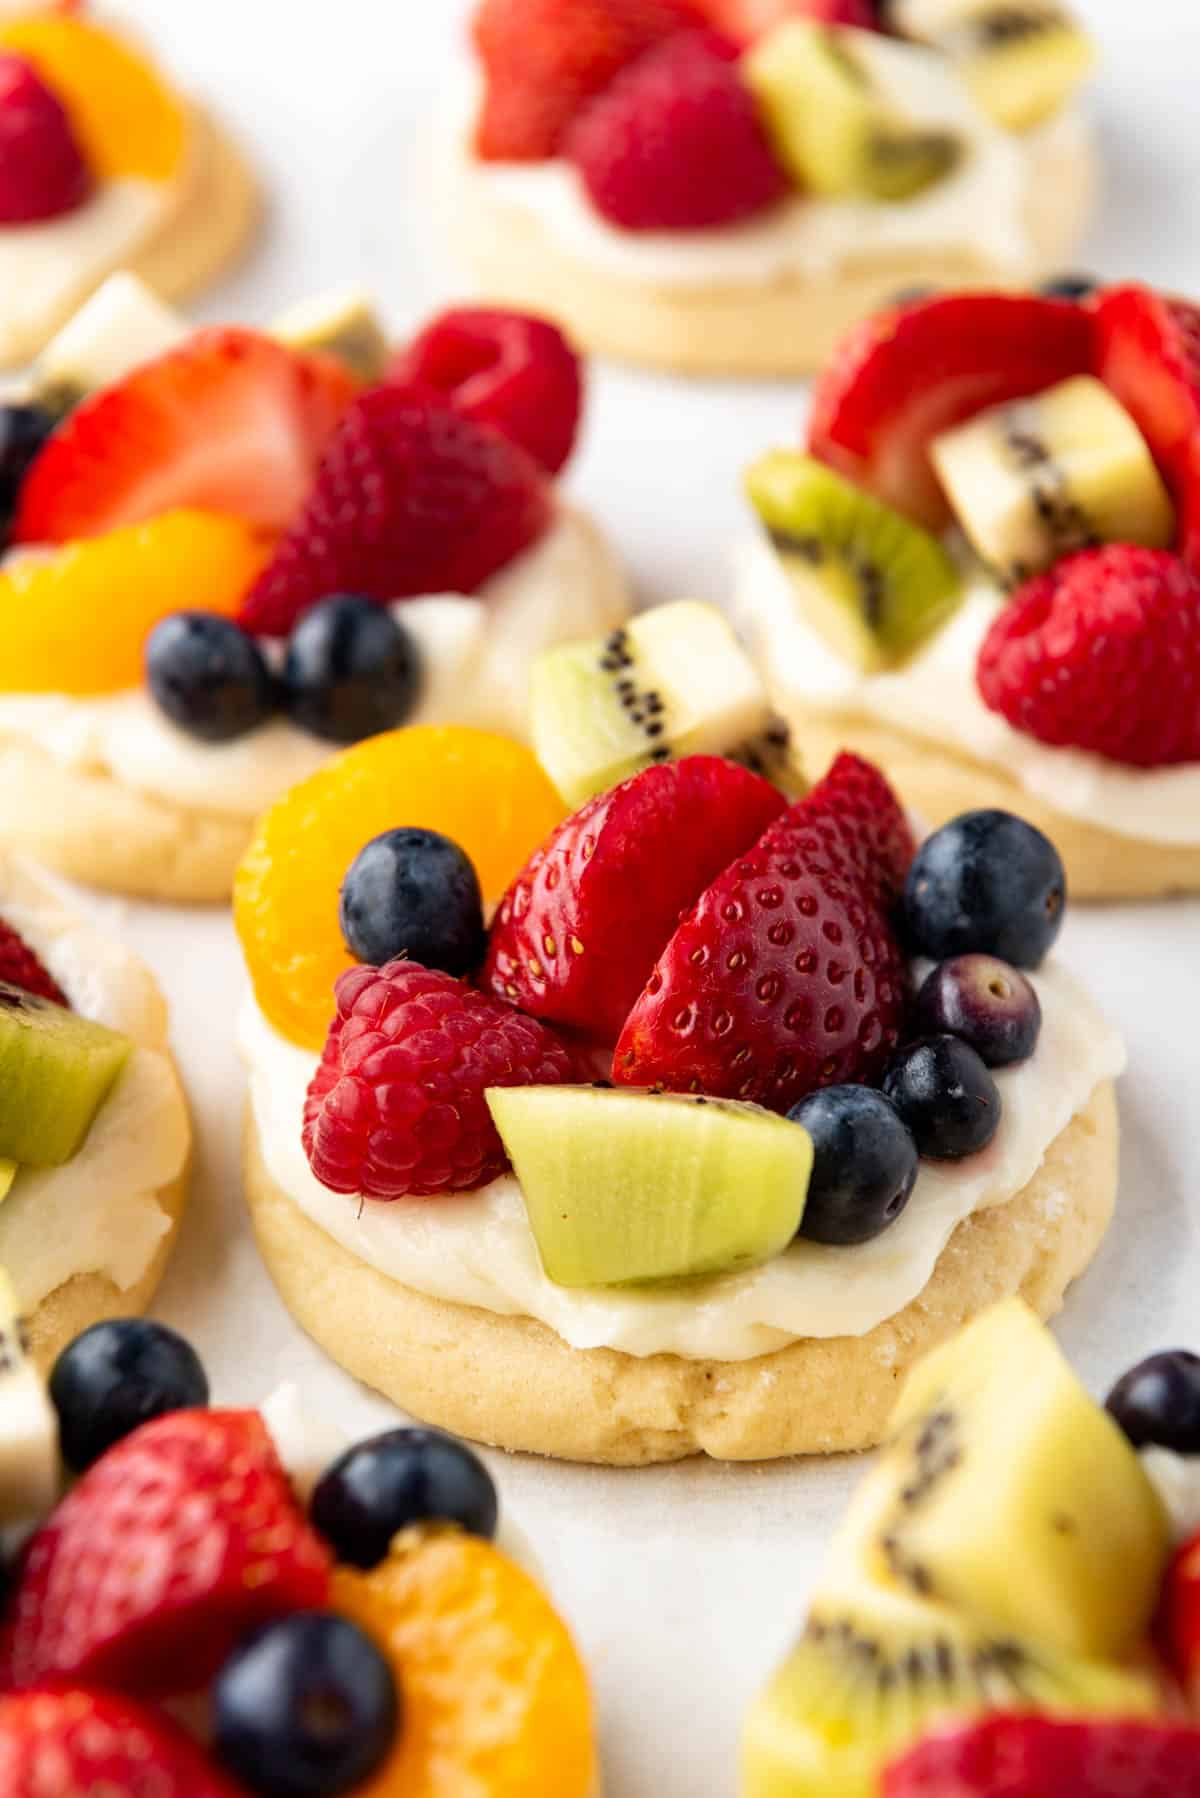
(0, 983), (132, 1167)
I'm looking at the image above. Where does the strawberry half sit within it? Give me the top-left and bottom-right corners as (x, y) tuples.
(798, 750), (915, 908)
(696, 0), (878, 44)
(1, 1409), (330, 1697)
(808, 293), (1095, 528)
(882, 1714), (1200, 1797)
(0, 1686), (247, 1797)
(481, 756), (787, 1044)
(14, 328), (358, 545)
(0, 918), (67, 1006)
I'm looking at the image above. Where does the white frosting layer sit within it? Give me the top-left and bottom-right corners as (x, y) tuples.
(241, 963), (1123, 1363)
(0, 507), (629, 820)
(0, 853), (189, 1310)
(734, 535), (1200, 847)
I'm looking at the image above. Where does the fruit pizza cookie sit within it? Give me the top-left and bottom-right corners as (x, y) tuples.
(735, 284), (1200, 899)
(448, 0), (1096, 374)
(0, 1312), (598, 1797)
(0, 277), (629, 902)
(0, 2), (256, 367)
(233, 620), (1120, 1464)
(0, 848), (189, 1369)
(744, 1303), (1200, 1796)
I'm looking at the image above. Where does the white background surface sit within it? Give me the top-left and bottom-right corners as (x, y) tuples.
(81, 3), (1200, 1792)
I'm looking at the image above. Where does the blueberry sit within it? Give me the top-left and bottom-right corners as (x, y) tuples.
(311, 1428), (498, 1570)
(788, 1086), (919, 1245)
(145, 611), (275, 743)
(0, 403), (57, 539)
(902, 810), (1066, 969)
(212, 1612), (398, 1798)
(49, 1318), (208, 1472)
(1105, 1352), (1200, 1454)
(915, 954), (1042, 1068)
(340, 827), (485, 975)
(1040, 273), (1099, 300)
(882, 1035), (1001, 1161)
(283, 595), (421, 744)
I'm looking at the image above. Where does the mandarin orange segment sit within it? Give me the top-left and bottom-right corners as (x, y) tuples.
(333, 1529), (597, 1798)
(1, 510), (267, 695)
(234, 726), (566, 1051)
(0, 16), (187, 179)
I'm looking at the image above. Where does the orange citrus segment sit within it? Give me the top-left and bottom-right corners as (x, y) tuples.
(0, 17), (187, 179)
(333, 1530), (597, 1798)
(234, 726), (566, 1051)
(1, 510), (267, 695)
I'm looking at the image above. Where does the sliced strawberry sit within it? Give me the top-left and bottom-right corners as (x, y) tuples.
(1093, 282), (1200, 566)
(0, 1686), (247, 1797)
(883, 1713), (1200, 1796)
(14, 327), (358, 545)
(1, 1409), (330, 1697)
(0, 918), (67, 1006)
(696, 0), (877, 44)
(1157, 1525), (1200, 1702)
(481, 756), (787, 1044)
(797, 750), (915, 908)
(808, 293), (1095, 528)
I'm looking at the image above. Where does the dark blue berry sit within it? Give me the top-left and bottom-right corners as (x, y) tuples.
(212, 1612), (398, 1798)
(0, 403), (56, 541)
(915, 954), (1042, 1068)
(145, 611), (275, 743)
(283, 595), (421, 744)
(311, 1428), (498, 1570)
(788, 1086), (919, 1245)
(1040, 273), (1098, 300)
(49, 1318), (208, 1472)
(882, 1035), (1001, 1161)
(902, 810), (1066, 969)
(1106, 1352), (1200, 1454)
(340, 828), (485, 975)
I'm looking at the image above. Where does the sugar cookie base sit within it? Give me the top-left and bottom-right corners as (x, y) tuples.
(243, 1082), (1116, 1466)
(447, 123), (1095, 375)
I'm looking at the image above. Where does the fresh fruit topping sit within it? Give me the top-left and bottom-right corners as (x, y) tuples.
(746, 24), (960, 200)
(0, 984), (129, 1167)
(809, 293), (1094, 528)
(490, 1085), (811, 1285)
(303, 961), (579, 1200)
(272, 286), (390, 385)
(891, 0), (1096, 133)
(881, 1034), (1000, 1160)
(212, 1612), (399, 1797)
(978, 545), (1200, 768)
(799, 748), (915, 908)
(311, 1429), (499, 1568)
(332, 1528), (597, 1798)
(1160, 1530), (1200, 1703)
(1, 1409), (331, 1695)
(566, 28), (788, 230)
(235, 727), (564, 1049)
(746, 450), (962, 671)
(48, 1318), (209, 1474)
(883, 1714), (1200, 1798)
(33, 271), (188, 413)
(282, 595), (423, 744)
(0, 1269), (59, 1527)
(339, 828), (486, 977)
(471, 0), (701, 161)
(700, 0), (878, 46)
(1, 511), (266, 696)
(1040, 270), (1098, 300)
(0, 918), (66, 1007)
(931, 376), (1174, 584)
(0, 52), (90, 223)
(787, 1084), (917, 1243)
(390, 308), (583, 475)
(1106, 1351), (1200, 1455)
(1093, 284), (1200, 567)
(914, 955), (1041, 1068)
(530, 599), (802, 810)
(0, 402), (57, 544)
(901, 810), (1065, 968)
(482, 756), (786, 1044)
(145, 611), (275, 744)
(238, 389), (552, 639)
(0, 1685), (247, 1797)
(615, 762), (910, 1111)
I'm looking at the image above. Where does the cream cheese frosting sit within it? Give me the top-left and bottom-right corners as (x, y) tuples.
(0, 853), (189, 1311)
(733, 535), (1200, 848)
(241, 959), (1123, 1363)
(0, 506), (629, 820)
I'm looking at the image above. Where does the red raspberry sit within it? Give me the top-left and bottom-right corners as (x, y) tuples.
(0, 53), (91, 224)
(976, 545), (1200, 768)
(0, 1686), (246, 1798)
(238, 390), (553, 639)
(791, 751), (915, 910)
(565, 29), (789, 231)
(882, 1713), (1200, 1797)
(0, 919), (68, 1007)
(303, 961), (581, 1200)
(389, 308), (583, 475)
(472, 0), (701, 161)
